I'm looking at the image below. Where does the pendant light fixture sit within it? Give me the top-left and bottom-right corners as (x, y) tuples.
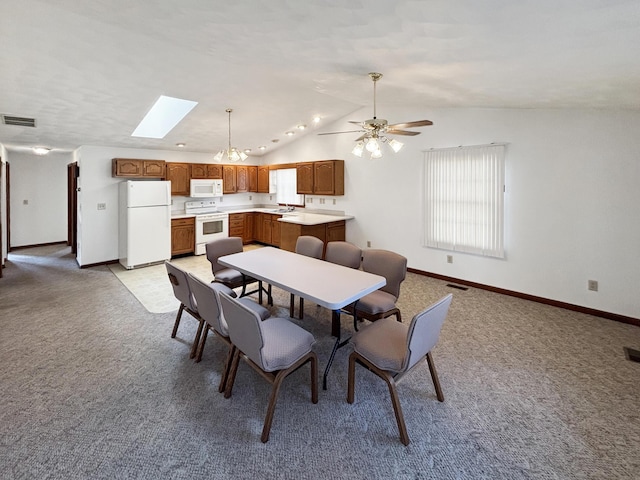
(214, 108), (247, 162)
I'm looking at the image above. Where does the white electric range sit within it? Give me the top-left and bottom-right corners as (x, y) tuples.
(185, 200), (229, 255)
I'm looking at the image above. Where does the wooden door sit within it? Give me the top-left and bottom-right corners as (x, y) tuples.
(257, 166), (270, 193)
(67, 162), (78, 255)
(248, 166), (258, 192)
(296, 163), (314, 194)
(166, 163), (191, 196)
(223, 165), (236, 193)
(236, 165), (249, 192)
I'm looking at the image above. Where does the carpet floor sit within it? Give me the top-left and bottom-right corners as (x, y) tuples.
(1, 244), (639, 479)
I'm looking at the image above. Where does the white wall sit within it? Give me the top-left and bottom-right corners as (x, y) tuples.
(7, 149), (71, 248)
(76, 146), (265, 266)
(263, 107), (640, 319)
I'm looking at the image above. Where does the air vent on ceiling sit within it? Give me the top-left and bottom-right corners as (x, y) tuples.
(2, 115), (36, 127)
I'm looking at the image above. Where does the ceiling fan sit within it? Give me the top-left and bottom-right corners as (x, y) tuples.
(319, 72), (433, 158)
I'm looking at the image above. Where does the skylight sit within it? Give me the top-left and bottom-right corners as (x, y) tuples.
(131, 95), (198, 139)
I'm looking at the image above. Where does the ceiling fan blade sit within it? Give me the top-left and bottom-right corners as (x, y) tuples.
(317, 130), (365, 136)
(348, 121), (364, 125)
(386, 129), (421, 136)
(354, 134), (368, 142)
(386, 120), (433, 129)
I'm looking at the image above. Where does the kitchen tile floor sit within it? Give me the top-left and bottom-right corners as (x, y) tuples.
(108, 244), (262, 313)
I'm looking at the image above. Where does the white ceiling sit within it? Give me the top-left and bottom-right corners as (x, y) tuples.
(1, 0), (639, 156)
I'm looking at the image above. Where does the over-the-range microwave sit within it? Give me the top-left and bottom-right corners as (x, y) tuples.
(190, 179), (223, 198)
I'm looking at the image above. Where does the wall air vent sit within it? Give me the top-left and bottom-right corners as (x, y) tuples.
(2, 115), (36, 127)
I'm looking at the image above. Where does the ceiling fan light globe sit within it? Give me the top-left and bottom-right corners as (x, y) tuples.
(371, 149), (383, 159)
(389, 139), (404, 153)
(352, 142), (364, 157)
(214, 151), (224, 162)
(365, 137), (379, 153)
(239, 151), (248, 161)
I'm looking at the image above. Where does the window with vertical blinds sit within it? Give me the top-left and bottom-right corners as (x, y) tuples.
(423, 144), (505, 258)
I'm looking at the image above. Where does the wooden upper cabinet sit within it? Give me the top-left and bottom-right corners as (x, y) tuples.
(223, 165), (237, 193)
(248, 166), (258, 192)
(236, 165), (249, 193)
(257, 166), (270, 193)
(296, 162), (314, 194)
(208, 164), (223, 179)
(165, 162), (191, 196)
(190, 163), (208, 179)
(314, 160), (344, 195)
(191, 163), (223, 179)
(142, 160), (166, 178)
(112, 158), (165, 178)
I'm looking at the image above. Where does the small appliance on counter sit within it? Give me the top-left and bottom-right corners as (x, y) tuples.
(119, 180), (171, 269)
(185, 200), (229, 255)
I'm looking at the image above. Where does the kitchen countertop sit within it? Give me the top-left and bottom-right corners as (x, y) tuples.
(276, 212), (353, 225)
(172, 207), (353, 225)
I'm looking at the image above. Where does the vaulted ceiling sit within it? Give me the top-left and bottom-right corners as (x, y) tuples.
(1, 0), (639, 156)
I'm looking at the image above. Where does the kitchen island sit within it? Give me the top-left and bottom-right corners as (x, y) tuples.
(278, 212), (353, 253)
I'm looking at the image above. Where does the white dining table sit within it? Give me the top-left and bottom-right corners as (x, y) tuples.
(218, 246), (386, 388)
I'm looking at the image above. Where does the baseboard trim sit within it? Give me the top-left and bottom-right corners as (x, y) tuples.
(9, 241), (67, 251)
(80, 259), (119, 269)
(408, 267), (640, 327)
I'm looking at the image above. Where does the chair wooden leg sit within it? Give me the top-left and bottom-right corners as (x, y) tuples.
(261, 369), (288, 443)
(171, 304), (184, 338)
(218, 344), (236, 393)
(347, 352), (357, 404)
(224, 348), (241, 399)
(260, 352), (317, 443)
(258, 281), (263, 304)
(350, 353), (410, 446)
(195, 326), (209, 363)
(382, 372), (410, 446)
(426, 351), (444, 402)
(190, 319), (205, 359)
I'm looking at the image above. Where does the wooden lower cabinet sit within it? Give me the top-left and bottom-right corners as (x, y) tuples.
(171, 217), (195, 256)
(229, 212), (258, 244)
(279, 220), (346, 253)
(252, 213), (282, 246)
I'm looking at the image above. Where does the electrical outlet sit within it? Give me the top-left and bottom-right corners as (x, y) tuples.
(447, 255), (453, 264)
(249, 195), (252, 201)
(332, 199), (336, 205)
(367, 241), (371, 247)
(307, 198), (313, 204)
(97, 203), (106, 210)
(588, 280), (598, 292)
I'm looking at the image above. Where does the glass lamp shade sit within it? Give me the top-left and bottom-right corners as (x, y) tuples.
(370, 148), (383, 159)
(214, 151), (224, 162)
(389, 138), (404, 153)
(352, 142), (365, 157)
(365, 137), (379, 153)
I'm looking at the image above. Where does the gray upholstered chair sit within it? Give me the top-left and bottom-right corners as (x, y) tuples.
(290, 235), (324, 318)
(219, 291), (318, 443)
(165, 261), (204, 359)
(347, 293), (453, 446)
(187, 273), (270, 392)
(324, 241), (362, 269)
(205, 237), (268, 304)
(346, 249), (407, 330)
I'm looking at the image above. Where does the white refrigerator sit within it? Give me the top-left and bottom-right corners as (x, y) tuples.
(119, 180), (172, 269)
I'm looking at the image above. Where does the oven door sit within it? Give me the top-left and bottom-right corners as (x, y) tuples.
(195, 214), (229, 255)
